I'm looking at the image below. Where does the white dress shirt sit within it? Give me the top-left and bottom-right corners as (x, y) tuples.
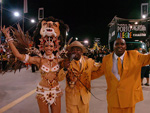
(112, 52), (125, 81)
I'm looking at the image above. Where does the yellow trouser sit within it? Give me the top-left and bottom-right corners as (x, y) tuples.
(66, 99), (89, 113)
(108, 105), (135, 113)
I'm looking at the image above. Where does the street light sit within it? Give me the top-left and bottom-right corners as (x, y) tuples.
(66, 32), (68, 36)
(30, 19), (35, 23)
(14, 11), (20, 17)
(75, 37), (78, 40)
(142, 15), (146, 19)
(84, 40), (89, 44)
(134, 22), (138, 24)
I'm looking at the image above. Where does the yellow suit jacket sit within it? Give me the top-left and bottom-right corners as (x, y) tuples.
(58, 56), (100, 105)
(92, 50), (150, 108)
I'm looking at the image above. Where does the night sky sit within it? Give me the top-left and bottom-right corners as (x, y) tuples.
(1, 0), (149, 45)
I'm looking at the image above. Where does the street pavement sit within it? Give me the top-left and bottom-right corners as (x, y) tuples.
(0, 67), (150, 113)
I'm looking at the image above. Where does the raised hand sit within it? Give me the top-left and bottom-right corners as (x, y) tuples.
(2, 26), (13, 42)
(2, 26), (10, 37)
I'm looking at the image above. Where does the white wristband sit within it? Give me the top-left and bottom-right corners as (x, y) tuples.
(23, 54), (29, 63)
(6, 38), (13, 42)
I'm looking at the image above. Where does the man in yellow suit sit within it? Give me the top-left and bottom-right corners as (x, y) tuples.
(58, 41), (100, 113)
(92, 38), (150, 113)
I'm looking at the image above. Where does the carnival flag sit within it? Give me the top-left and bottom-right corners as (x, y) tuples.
(24, 0), (28, 13)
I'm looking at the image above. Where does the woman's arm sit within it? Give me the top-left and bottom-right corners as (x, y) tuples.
(2, 26), (41, 66)
(2, 26), (25, 61)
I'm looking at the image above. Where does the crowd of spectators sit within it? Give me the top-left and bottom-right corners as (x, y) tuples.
(85, 47), (110, 63)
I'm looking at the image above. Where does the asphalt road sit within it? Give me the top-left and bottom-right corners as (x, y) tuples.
(0, 67), (150, 113)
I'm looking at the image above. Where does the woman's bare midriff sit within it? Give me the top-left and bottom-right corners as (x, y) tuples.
(39, 72), (59, 88)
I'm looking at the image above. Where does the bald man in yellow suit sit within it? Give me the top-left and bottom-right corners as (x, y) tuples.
(92, 38), (150, 113)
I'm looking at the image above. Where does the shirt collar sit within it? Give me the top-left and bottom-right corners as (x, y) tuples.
(114, 51), (125, 61)
(79, 56), (82, 63)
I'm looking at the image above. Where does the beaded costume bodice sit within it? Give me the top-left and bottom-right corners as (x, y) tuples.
(39, 54), (60, 87)
(40, 53), (60, 75)
(40, 64), (59, 75)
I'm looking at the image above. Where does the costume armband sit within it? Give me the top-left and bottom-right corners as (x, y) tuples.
(23, 54), (30, 63)
(5, 38), (14, 42)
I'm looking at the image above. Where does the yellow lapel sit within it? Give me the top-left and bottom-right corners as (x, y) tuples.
(120, 51), (129, 81)
(106, 53), (119, 81)
(70, 60), (79, 71)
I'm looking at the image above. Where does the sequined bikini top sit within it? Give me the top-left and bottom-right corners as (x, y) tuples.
(40, 54), (60, 75)
(40, 64), (59, 73)
(40, 64), (60, 77)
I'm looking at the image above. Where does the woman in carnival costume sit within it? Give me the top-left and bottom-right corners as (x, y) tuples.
(2, 16), (69, 113)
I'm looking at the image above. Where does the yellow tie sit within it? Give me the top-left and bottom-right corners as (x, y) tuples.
(75, 61), (81, 70)
(117, 57), (122, 76)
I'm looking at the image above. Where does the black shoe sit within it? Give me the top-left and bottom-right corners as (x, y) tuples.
(144, 83), (149, 86)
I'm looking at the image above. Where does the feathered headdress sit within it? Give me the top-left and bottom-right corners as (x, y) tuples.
(38, 36), (60, 52)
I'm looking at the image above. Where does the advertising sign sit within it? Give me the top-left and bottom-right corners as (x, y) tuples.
(117, 24), (147, 39)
